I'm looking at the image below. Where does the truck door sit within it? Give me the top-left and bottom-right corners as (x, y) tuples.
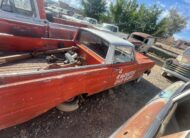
(0, 0), (48, 37)
(111, 46), (139, 86)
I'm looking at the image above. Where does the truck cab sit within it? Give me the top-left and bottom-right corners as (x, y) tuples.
(128, 32), (155, 54)
(98, 23), (129, 40)
(100, 23), (119, 33)
(83, 17), (98, 25)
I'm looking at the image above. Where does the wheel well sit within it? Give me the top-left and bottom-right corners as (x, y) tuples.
(144, 70), (151, 75)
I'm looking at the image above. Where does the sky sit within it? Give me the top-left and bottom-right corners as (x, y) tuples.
(55, 0), (190, 41)
(137, 0), (190, 41)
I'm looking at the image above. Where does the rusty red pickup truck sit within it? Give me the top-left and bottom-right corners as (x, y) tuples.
(0, 0), (90, 40)
(0, 28), (155, 130)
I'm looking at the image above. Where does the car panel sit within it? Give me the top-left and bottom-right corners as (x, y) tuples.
(110, 81), (189, 138)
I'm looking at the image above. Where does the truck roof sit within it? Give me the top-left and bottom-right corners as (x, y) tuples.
(132, 32), (153, 39)
(82, 28), (134, 47)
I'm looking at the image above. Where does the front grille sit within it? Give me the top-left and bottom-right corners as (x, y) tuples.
(163, 59), (190, 79)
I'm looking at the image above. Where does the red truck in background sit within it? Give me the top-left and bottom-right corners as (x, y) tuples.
(0, 0), (90, 40)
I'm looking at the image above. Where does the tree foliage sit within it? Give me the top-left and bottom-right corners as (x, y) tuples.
(81, 0), (187, 37)
(109, 0), (187, 37)
(167, 8), (187, 36)
(82, 0), (107, 20)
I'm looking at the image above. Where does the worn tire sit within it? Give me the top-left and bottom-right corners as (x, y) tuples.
(133, 76), (143, 84)
(56, 98), (79, 112)
(161, 71), (167, 77)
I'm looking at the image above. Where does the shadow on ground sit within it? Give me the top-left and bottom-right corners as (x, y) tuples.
(0, 79), (160, 138)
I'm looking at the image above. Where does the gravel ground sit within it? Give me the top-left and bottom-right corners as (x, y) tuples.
(0, 58), (177, 138)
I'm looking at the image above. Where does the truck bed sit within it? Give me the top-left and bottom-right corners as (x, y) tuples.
(0, 58), (52, 74)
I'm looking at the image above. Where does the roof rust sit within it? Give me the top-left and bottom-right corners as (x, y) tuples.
(111, 99), (166, 138)
(132, 32), (153, 39)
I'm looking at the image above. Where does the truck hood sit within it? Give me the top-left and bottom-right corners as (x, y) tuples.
(128, 37), (143, 46)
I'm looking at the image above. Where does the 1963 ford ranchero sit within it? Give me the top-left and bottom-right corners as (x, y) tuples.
(0, 28), (155, 130)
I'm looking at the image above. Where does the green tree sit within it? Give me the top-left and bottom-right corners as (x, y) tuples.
(167, 8), (187, 36)
(154, 18), (170, 37)
(82, 0), (107, 20)
(110, 0), (162, 34)
(109, 0), (187, 37)
(110, 0), (138, 33)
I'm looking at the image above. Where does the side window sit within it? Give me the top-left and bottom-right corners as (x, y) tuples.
(0, 0), (36, 17)
(1, 0), (12, 12)
(114, 47), (134, 64)
(77, 30), (109, 59)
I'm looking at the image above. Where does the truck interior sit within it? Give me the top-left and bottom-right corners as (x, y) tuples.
(162, 89), (190, 137)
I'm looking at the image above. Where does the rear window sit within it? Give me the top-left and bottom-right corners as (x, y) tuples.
(14, 0), (32, 11)
(0, 0), (36, 17)
(77, 30), (109, 59)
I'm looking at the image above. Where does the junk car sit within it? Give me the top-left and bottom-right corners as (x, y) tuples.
(128, 32), (155, 54)
(110, 81), (190, 138)
(0, 28), (155, 130)
(162, 48), (190, 82)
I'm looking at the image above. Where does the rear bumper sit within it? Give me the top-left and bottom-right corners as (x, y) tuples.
(162, 68), (190, 82)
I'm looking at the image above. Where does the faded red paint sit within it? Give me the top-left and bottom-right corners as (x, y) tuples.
(132, 32), (153, 39)
(0, 19), (48, 38)
(128, 37), (143, 47)
(113, 99), (166, 138)
(37, 0), (46, 20)
(0, 34), (75, 52)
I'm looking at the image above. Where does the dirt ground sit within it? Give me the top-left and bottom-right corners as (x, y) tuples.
(0, 58), (178, 138)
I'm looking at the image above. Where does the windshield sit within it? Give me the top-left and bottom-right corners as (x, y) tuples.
(113, 46), (134, 63)
(132, 35), (145, 42)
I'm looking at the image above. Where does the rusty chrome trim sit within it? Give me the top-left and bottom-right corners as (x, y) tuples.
(162, 68), (190, 82)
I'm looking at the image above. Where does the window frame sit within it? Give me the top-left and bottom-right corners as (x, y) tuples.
(77, 30), (110, 60)
(112, 45), (136, 64)
(131, 34), (145, 42)
(0, 0), (39, 18)
(0, 0), (2, 6)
